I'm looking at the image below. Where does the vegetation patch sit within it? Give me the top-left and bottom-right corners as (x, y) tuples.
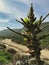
(0, 50), (12, 64)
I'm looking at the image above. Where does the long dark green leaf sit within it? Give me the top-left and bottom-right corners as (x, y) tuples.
(21, 18), (27, 24)
(7, 27), (30, 39)
(41, 13), (49, 21)
(15, 19), (24, 25)
(39, 16), (43, 25)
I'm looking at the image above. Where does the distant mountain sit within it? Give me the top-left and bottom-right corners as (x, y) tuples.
(0, 28), (25, 43)
(0, 22), (49, 48)
(0, 22), (49, 37)
(0, 28), (23, 38)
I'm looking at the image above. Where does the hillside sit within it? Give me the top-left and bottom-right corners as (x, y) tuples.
(0, 22), (49, 37)
(0, 22), (49, 48)
(0, 28), (22, 38)
(0, 28), (24, 43)
(40, 22), (49, 49)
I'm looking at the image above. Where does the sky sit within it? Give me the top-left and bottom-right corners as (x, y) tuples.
(0, 0), (49, 31)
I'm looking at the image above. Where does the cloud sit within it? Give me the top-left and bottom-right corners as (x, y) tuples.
(0, 0), (11, 13)
(0, 0), (27, 19)
(0, 18), (9, 22)
(0, 26), (6, 31)
(9, 8), (26, 18)
(11, 0), (30, 5)
(0, 0), (5, 11)
(5, 0), (33, 5)
(32, 0), (49, 12)
(0, 12), (11, 19)
(6, 0), (49, 19)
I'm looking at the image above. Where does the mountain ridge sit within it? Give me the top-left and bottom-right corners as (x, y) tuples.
(0, 22), (49, 48)
(0, 22), (49, 38)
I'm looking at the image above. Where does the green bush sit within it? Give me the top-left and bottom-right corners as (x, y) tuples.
(0, 50), (12, 64)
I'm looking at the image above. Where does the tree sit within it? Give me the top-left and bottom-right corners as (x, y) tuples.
(7, 3), (49, 65)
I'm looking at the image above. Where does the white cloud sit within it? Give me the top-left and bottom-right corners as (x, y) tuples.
(14, 0), (30, 5)
(0, 0), (11, 13)
(0, 26), (6, 31)
(0, 0), (26, 18)
(0, 0), (49, 21)
(0, 18), (9, 22)
(9, 8), (26, 18)
(0, 0), (4, 11)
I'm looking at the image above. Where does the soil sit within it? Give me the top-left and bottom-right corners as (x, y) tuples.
(0, 39), (49, 65)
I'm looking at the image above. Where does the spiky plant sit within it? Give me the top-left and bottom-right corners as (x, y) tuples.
(7, 3), (49, 65)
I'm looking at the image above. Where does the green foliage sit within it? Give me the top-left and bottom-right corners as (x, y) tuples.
(0, 56), (9, 63)
(24, 37), (28, 41)
(24, 17), (30, 23)
(0, 50), (12, 64)
(41, 36), (49, 49)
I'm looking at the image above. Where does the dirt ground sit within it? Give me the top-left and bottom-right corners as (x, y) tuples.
(0, 39), (49, 64)
(0, 39), (49, 58)
(41, 49), (49, 59)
